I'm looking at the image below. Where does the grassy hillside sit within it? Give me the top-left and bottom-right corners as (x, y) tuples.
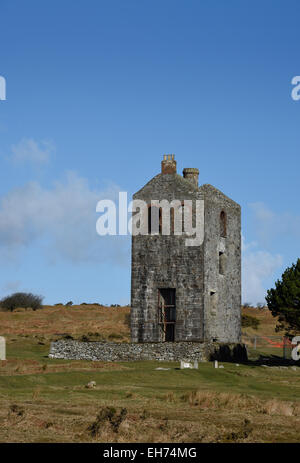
(0, 304), (280, 339)
(0, 304), (299, 443)
(241, 306), (283, 337)
(0, 304), (131, 342)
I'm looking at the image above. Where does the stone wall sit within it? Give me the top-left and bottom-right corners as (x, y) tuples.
(200, 184), (241, 343)
(49, 340), (248, 363)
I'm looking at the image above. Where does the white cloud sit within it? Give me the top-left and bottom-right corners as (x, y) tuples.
(242, 233), (283, 305)
(241, 201), (300, 304)
(0, 171), (130, 265)
(10, 138), (54, 165)
(249, 202), (300, 245)
(241, 234), (257, 253)
(2, 280), (21, 293)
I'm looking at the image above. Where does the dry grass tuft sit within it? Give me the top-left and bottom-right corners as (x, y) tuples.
(181, 389), (300, 418)
(88, 407), (128, 437)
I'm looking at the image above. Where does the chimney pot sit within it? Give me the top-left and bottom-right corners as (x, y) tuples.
(161, 154), (177, 175)
(183, 168), (199, 186)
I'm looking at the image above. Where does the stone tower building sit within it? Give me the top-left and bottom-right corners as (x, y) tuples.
(130, 155), (241, 344)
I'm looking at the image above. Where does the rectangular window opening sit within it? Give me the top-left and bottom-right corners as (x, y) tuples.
(158, 288), (176, 342)
(210, 291), (217, 315)
(219, 252), (226, 275)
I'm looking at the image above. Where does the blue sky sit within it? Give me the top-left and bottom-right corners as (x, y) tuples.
(0, 0), (299, 305)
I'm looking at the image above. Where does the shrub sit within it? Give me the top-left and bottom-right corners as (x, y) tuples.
(0, 292), (44, 312)
(9, 404), (25, 416)
(88, 407), (127, 437)
(241, 314), (260, 330)
(256, 302), (265, 310)
(65, 301), (73, 306)
(243, 302), (253, 308)
(222, 419), (253, 442)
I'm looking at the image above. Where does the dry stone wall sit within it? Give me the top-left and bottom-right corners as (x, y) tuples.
(49, 340), (248, 363)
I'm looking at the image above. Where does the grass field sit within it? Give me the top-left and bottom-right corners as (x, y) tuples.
(0, 304), (299, 443)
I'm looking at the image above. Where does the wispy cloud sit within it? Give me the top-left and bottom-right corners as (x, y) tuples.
(0, 171), (130, 265)
(249, 202), (300, 245)
(2, 280), (21, 293)
(242, 235), (283, 304)
(10, 138), (54, 165)
(241, 201), (300, 304)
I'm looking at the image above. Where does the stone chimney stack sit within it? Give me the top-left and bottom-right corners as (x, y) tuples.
(161, 154), (177, 174)
(183, 168), (199, 187)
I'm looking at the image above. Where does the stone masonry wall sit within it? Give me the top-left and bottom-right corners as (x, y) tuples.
(201, 184), (241, 343)
(49, 340), (248, 363)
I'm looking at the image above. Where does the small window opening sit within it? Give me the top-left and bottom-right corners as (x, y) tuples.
(219, 252), (226, 275)
(220, 211), (227, 238)
(210, 291), (217, 314)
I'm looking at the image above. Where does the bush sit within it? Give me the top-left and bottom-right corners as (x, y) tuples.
(88, 407), (127, 437)
(65, 301), (73, 306)
(241, 314), (260, 330)
(243, 302), (254, 309)
(9, 404), (25, 417)
(0, 292), (44, 312)
(256, 302), (265, 309)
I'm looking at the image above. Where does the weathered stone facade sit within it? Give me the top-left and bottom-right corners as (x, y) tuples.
(131, 155), (241, 344)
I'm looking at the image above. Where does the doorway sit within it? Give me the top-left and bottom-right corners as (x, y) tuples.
(158, 288), (176, 342)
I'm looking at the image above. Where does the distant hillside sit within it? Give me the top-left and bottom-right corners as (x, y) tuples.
(0, 304), (131, 341)
(241, 306), (283, 337)
(0, 303), (281, 341)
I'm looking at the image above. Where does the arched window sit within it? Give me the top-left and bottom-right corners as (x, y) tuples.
(220, 211), (227, 238)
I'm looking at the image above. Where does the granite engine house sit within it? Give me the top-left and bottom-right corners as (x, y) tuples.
(130, 155), (241, 344)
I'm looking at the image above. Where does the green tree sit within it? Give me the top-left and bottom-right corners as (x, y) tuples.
(266, 259), (300, 335)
